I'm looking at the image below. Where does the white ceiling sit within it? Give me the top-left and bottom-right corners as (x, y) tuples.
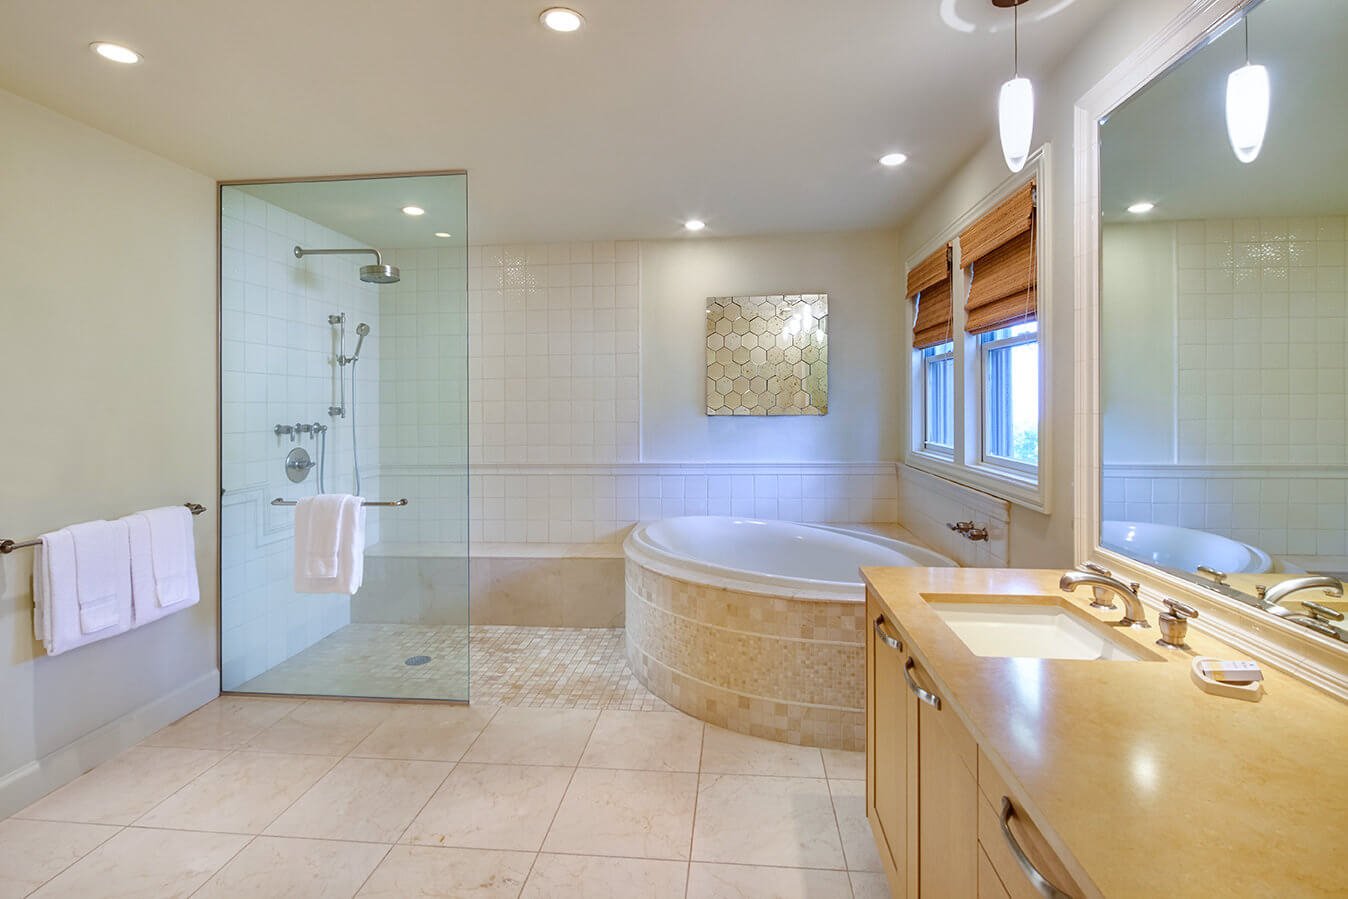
(1101, 0), (1348, 223)
(0, 0), (1114, 244)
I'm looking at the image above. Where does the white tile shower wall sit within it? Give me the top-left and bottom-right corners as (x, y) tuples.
(896, 466), (1010, 567)
(219, 188), (383, 689)
(1102, 466), (1348, 561)
(1175, 215), (1347, 466)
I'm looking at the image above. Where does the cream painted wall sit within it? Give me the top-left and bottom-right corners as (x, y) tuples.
(0, 88), (218, 813)
(895, 0), (1195, 568)
(639, 229), (904, 462)
(1102, 221), (1177, 463)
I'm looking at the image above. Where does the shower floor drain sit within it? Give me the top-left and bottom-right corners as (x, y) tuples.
(404, 655), (432, 666)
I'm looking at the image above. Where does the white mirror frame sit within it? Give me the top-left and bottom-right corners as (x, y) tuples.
(1073, 0), (1348, 700)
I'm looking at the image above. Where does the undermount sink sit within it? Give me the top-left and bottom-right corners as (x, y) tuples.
(927, 596), (1154, 661)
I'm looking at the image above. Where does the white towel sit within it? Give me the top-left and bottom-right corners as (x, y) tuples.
(293, 494), (366, 595)
(32, 520), (133, 656)
(123, 506), (201, 625)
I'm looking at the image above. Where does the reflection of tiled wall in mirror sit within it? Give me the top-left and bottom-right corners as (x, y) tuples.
(705, 294), (828, 416)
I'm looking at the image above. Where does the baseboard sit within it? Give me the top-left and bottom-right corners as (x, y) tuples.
(0, 669), (220, 818)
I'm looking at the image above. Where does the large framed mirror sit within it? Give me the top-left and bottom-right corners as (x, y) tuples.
(1076, 0), (1348, 693)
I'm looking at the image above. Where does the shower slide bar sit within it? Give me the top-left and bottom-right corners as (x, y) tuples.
(270, 498), (408, 508)
(1, 503), (208, 554)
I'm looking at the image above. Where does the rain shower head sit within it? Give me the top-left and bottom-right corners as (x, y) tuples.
(294, 245), (401, 284)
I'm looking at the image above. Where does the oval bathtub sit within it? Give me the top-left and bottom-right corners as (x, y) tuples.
(1102, 520), (1274, 574)
(624, 516), (957, 750)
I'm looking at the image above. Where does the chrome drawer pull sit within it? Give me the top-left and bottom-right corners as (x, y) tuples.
(999, 796), (1072, 898)
(873, 616), (904, 652)
(902, 657), (941, 709)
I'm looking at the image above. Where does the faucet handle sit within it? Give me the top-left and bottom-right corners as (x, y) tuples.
(1163, 598), (1199, 620)
(1157, 598), (1198, 649)
(1079, 561), (1111, 577)
(1255, 585), (1268, 601)
(1302, 600), (1345, 622)
(948, 521), (974, 533)
(1196, 565), (1228, 585)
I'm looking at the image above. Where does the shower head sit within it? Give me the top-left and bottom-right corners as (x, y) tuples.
(351, 323), (370, 361)
(294, 245), (400, 284)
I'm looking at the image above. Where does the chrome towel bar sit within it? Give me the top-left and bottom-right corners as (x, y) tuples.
(270, 498), (408, 508)
(0, 503), (208, 555)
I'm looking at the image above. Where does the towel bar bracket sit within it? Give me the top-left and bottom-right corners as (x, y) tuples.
(1, 503), (209, 554)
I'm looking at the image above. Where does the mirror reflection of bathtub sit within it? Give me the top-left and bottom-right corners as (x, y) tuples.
(1102, 520), (1275, 575)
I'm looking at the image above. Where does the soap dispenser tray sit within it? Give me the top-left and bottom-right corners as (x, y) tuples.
(1190, 656), (1264, 702)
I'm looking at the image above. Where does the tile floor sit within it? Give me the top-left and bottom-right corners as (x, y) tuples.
(236, 624), (668, 710)
(1, 699), (888, 898)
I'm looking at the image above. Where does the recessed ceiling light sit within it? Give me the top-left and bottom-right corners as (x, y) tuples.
(1127, 201), (1156, 214)
(879, 152), (908, 167)
(90, 42), (141, 64)
(433, 232), (452, 238)
(684, 219), (706, 232)
(540, 7), (584, 32)
(402, 205), (425, 216)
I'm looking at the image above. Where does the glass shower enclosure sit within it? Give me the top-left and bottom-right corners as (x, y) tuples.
(218, 173), (469, 701)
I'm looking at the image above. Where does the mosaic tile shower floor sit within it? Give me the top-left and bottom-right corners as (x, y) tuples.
(236, 623), (670, 711)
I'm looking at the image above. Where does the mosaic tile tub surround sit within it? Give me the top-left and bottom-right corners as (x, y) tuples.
(705, 294), (828, 416)
(624, 559), (865, 751)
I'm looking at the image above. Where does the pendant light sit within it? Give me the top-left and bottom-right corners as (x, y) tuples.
(1225, 15), (1269, 164)
(996, 0), (1034, 173)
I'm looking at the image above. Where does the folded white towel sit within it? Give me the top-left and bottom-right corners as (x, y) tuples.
(124, 506), (201, 625)
(293, 494), (366, 595)
(33, 520), (133, 656)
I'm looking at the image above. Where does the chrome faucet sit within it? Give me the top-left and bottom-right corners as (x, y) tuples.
(1060, 570), (1150, 628)
(1256, 576), (1344, 608)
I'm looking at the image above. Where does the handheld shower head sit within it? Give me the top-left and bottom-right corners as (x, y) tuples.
(351, 323), (370, 361)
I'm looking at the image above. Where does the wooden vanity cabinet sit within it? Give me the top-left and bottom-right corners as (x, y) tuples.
(866, 588), (1080, 899)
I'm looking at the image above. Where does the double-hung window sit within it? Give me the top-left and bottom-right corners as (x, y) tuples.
(906, 164), (1046, 510)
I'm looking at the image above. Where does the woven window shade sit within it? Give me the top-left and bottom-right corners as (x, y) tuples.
(961, 181), (1036, 335)
(908, 244), (953, 349)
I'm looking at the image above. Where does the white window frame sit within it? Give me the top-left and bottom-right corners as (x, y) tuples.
(919, 340), (955, 456)
(978, 324), (1039, 476)
(904, 145), (1050, 513)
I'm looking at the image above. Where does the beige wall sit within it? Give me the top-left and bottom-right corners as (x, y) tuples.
(0, 88), (218, 813)
(895, 0), (1194, 568)
(639, 229), (904, 462)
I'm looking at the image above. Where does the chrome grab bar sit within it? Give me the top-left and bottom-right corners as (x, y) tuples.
(873, 616), (903, 652)
(1000, 796), (1072, 898)
(902, 657), (941, 709)
(270, 498), (408, 507)
(1, 502), (208, 554)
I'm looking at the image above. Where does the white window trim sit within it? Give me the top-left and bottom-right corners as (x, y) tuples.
(978, 327), (1039, 476)
(904, 144), (1051, 514)
(919, 342), (955, 456)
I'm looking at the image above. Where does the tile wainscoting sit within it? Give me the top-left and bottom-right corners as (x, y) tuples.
(895, 466), (1011, 567)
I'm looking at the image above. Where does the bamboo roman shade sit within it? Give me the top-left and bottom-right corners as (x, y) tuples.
(960, 181), (1037, 335)
(908, 244), (953, 349)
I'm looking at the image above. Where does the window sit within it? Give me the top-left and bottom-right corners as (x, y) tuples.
(922, 340), (955, 452)
(980, 322), (1038, 470)
(904, 151), (1048, 511)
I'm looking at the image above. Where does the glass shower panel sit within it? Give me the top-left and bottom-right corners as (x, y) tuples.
(218, 173), (469, 701)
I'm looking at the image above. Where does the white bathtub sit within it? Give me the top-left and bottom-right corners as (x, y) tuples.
(625, 515), (957, 600)
(1102, 520), (1274, 574)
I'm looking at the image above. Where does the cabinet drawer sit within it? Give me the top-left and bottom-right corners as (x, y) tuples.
(977, 752), (1083, 899)
(978, 844), (1012, 899)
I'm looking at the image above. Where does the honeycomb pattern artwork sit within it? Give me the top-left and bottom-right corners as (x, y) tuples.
(705, 294), (828, 416)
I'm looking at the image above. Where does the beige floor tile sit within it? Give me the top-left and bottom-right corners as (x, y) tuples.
(0, 819), (120, 898)
(137, 751), (339, 834)
(142, 697), (300, 750)
(461, 707), (599, 766)
(194, 836), (390, 899)
(266, 756), (451, 843)
(521, 853), (686, 898)
(700, 727), (826, 778)
(829, 779), (884, 872)
(542, 768), (698, 860)
(848, 870), (894, 899)
(29, 826), (247, 898)
(356, 845), (534, 898)
(245, 700), (396, 755)
(17, 746), (227, 825)
(579, 710), (704, 772)
(821, 748), (866, 781)
(402, 763), (573, 851)
(686, 862), (855, 898)
(351, 703), (498, 762)
(692, 774), (846, 869)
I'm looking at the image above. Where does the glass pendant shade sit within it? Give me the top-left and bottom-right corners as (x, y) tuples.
(1225, 62), (1269, 164)
(999, 76), (1035, 173)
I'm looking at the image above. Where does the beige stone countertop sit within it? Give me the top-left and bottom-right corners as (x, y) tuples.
(861, 566), (1348, 898)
